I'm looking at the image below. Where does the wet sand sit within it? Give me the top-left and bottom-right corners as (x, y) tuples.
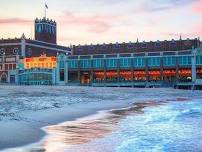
(0, 99), (130, 151)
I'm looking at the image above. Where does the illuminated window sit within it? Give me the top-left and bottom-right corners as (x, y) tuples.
(163, 56), (176, 66)
(80, 60), (91, 68)
(148, 57), (160, 67)
(120, 58), (131, 68)
(38, 24), (42, 33)
(68, 60), (78, 68)
(134, 57), (145, 67)
(106, 59), (118, 68)
(178, 56), (191, 65)
(93, 59), (104, 68)
(196, 55), (202, 65)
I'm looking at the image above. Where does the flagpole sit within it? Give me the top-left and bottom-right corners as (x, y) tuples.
(45, 5), (46, 18)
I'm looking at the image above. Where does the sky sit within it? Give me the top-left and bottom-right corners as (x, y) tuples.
(0, 0), (201, 46)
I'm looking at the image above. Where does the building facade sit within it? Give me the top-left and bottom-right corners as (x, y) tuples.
(73, 38), (199, 55)
(55, 38), (202, 89)
(0, 17), (70, 84)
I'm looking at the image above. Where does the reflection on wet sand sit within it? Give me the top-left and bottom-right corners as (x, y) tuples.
(30, 101), (166, 152)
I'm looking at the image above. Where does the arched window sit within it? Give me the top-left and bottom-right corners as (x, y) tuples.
(0, 73), (7, 83)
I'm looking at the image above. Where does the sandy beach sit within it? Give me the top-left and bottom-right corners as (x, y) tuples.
(0, 86), (202, 152)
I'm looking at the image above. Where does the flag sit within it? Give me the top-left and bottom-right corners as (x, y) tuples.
(45, 4), (48, 9)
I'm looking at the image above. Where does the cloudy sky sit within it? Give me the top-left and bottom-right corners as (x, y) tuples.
(0, 0), (201, 45)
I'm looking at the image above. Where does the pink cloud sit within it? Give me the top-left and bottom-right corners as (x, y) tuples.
(192, 0), (202, 13)
(58, 36), (86, 42)
(0, 18), (32, 25)
(163, 32), (190, 38)
(162, 23), (202, 39)
(193, 22), (202, 36)
(59, 11), (121, 33)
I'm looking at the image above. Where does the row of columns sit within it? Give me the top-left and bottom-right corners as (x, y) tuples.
(75, 54), (183, 86)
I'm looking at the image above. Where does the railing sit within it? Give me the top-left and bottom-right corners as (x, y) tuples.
(92, 80), (163, 87)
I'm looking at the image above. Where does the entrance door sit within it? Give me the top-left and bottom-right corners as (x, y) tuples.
(10, 75), (15, 83)
(81, 72), (90, 85)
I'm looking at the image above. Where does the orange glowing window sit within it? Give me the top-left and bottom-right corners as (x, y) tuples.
(95, 72), (105, 79)
(134, 71), (146, 76)
(197, 69), (202, 74)
(148, 71), (161, 76)
(179, 69), (191, 76)
(106, 71), (118, 77)
(24, 55), (57, 69)
(25, 58), (32, 62)
(163, 70), (176, 76)
(51, 57), (56, 61)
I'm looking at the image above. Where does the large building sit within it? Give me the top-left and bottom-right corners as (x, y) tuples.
(0, 17), (70, 83)
(55, 38), (202, 89)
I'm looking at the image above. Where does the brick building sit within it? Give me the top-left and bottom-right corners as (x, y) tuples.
(0, 17), (70, 83)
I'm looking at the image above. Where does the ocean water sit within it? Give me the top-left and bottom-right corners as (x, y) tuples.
(115, 100), (202, 152)
(65, 99), (202, 152)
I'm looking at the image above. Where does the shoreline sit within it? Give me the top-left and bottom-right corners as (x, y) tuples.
(4, 100), (166, 152)
(0, 86), (201, 151)
(0, 94), (133, 151)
